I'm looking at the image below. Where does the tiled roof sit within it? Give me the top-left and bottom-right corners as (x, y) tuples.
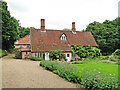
(14, 35), (30, 44)
(30, 29), (98, 52)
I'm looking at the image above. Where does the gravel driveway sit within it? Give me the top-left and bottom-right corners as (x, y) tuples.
(2, 54), (76, 88)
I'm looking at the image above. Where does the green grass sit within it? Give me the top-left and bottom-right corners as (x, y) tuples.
(71, 63), (118, 77)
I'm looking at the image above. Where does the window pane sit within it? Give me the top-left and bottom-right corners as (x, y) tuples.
(67, 54), (69, 57)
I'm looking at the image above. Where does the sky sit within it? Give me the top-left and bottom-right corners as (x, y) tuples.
(5, 0), (119, 31)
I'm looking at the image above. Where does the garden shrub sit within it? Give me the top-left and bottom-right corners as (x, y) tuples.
(82, 71), (118, 89)
(29, 56), (44, 61)
(8, 48), (19, 53)
(15, 51), (21, 59)
(71, 59), (74, 62)
(73, 61), (84, 64)
(40, 61), (82, 83)
(100, 56), (109, 60)
(40, 61), (119, 89)
(49, 50), (66, 61)
(113, 49), (120, 56)
(0, 49), (8, 58)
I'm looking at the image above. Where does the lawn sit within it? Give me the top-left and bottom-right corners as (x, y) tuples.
(71, 63), (118, 78)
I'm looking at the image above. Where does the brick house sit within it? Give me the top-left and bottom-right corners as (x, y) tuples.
(14, 19), (98, 61)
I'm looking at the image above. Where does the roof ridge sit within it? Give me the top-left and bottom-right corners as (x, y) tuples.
(31, 29), (89, 32)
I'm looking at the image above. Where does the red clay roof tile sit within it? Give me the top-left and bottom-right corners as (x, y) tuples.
(14, 35), (30, 44)
(30, 29), (98, 52)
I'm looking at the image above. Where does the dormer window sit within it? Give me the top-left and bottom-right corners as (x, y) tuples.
(60, 34), (66, 40)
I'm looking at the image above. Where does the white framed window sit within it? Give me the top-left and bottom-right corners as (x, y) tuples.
(34, 52), (42, 57)
(20, 45), (23, 48)
(25, 52), (28, 55)
(67, 53), (70, 57)
(26, 45), (30, 48)
(60, 34), (66, 40)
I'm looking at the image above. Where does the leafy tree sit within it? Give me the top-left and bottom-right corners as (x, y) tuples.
(19, 27), (35, 38)
(1, 1), (20, 50)
(83, 18), (120, 55)
(63, 28), (72, 31)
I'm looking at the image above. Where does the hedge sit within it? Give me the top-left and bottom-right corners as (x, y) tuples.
(40, 61), (119, 89)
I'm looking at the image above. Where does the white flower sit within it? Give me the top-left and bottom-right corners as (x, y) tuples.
(98, 72), (101, 73)
(110, 74), (111, 75)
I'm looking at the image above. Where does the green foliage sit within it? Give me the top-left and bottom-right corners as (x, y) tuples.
(113, 49), (120, 56)
(15, 51), (21, 59)
(1, 1), (20, 50)
(100, 56), (109, 60)
(63, 28), (72, 31)
(0, 49), (8, 58)
(40, 61), (82, 83)
(40, 61), (119, 89)
(29, 56), (44, 61)
(82, 71), (118, 89)
(71, 59), (74, 62)
(83, 18), (120, 55)
(73, 61), (84, 64)
(8, 48), (19, 53)
(19, 27), (35, 38)
(49, 50), (66, 60)
(72, 45), (102, 58)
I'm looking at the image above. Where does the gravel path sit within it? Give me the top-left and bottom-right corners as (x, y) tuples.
(2, 54), (76, 88)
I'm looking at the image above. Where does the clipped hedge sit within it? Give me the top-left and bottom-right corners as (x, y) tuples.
(40, 61), (119, 89)
(29, 56), (44, 61)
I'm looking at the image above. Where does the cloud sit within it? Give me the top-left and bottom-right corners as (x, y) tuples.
(5, 0), (119, 31)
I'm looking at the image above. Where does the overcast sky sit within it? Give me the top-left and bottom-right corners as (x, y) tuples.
(5, 0), (119, 31)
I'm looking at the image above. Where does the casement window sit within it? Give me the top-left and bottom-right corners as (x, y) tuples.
(20, 45), (23, 48)
(26, 45), (30, 48)
(67, 53), (70, 57)
(25, 52), (28, 55)
(60, 34), (66, 40)
(34, 52), (42, 57)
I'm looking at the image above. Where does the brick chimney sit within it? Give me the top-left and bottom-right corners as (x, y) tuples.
(41, 19), (45, 32)
(72, 22), (76, 34)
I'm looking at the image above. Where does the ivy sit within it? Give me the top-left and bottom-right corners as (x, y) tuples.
(72, 45), (102, 58)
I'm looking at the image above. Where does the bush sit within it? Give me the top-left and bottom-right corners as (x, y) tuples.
(49, 50), (66, 61)
(113, 49), (120, 56)
(40, 61), (119, 89)
(0, 49), (8, 58)
(29, 56), (44, 61)
(40, 61), (82, 83)
(71, 59), (74, 62)
(82, 71), (118, 89)
(73, 61), (84, 64)
(15, 51), (21, 59)
(8, 48), (19, 53)
(100, 56), (109, 60)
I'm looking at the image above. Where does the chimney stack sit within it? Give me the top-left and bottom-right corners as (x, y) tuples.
(72, 22), (76, 33)
(41, 19), (45, 31)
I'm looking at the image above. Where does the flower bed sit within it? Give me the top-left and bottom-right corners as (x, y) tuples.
(40, 61), (119, 89)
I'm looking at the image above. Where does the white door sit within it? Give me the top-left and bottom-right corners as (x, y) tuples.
(45, 52), (49, 61)
(66, 53), (71, 62)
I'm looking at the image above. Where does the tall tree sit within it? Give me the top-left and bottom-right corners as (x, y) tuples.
(83, 18), (120, 55)
(1, 1), (20, 50)
(19, 27), (35, 38)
